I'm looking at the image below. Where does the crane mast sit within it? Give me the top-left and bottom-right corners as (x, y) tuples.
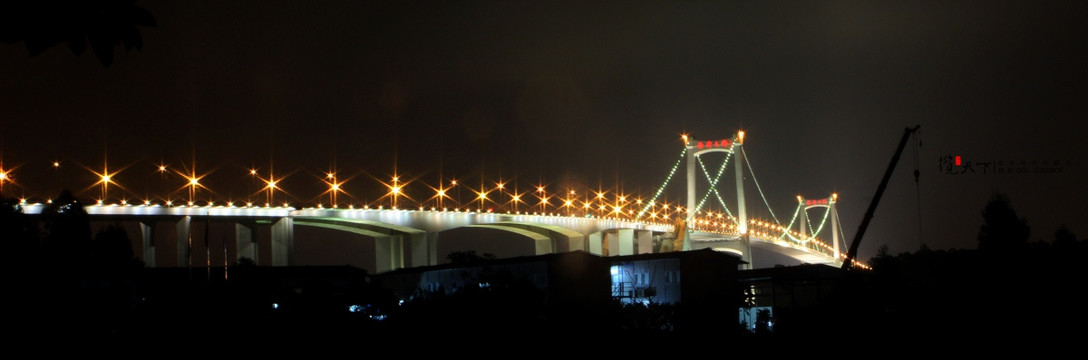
(841, 125), (920, 270)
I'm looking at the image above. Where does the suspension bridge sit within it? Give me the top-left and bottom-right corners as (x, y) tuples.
(2, 131), (861, 272)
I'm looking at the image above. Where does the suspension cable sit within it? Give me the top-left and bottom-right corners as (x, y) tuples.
(778, 204), (803, 241)
(636, 147), (687, 219)
(742, 147), (781, 224)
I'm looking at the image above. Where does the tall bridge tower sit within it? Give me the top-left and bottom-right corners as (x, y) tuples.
(683, 131), (748, 264)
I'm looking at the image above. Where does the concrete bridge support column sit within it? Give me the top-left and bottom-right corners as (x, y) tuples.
(613, 229), (635, 256)
(176, 216), (191, 267)
(140, 221), (155, 267)
(636, 230), (653, 254)
(270, 217), (293, 266)
(235, 221), (258, 264)
(588, 232), (603, 256)
(411, 232), (435, 267)
(375, 235), (405, 273)
(565, 235), (586, 252)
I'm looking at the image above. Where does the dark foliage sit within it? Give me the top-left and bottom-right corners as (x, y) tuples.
(1, 0), (156, 67)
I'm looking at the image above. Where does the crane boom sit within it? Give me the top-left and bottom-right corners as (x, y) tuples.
(841, 125), (920, 270)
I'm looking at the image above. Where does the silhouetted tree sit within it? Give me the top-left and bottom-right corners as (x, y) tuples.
(1, 199), (40, 267)
(1, 0), (156, 67)
(977, 192), (1030, 253)
(91, 223), (143, 277)
(1053, 224), (1077, 249)
(40, 190), (92, 268)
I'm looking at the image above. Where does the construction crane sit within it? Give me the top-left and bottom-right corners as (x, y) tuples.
(841, 125), (921, 271)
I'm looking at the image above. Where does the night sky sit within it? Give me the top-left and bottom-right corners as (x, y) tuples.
(2, 0), (1086, 264)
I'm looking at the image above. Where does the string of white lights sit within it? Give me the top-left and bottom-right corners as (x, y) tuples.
(636, 147), (687, 219)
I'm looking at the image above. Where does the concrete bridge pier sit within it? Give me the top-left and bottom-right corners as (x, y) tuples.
(235, 221), (258, 264)
(139, 220), (155, 267)
(588, 232), (603, 255)
(606, 229), (636, 256)
(270, 217), (293, 266)
(376, 234), (405, 272)
(176, 216), (191, 267)
(410, 232), (435, 268)
(637, 230), (653, 254)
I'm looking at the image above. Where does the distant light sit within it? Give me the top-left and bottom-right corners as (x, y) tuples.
(272, 303), (279, 309)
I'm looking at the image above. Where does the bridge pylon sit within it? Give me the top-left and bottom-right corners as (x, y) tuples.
(796, 193), (840, 259)
(684, 131), (749, 267)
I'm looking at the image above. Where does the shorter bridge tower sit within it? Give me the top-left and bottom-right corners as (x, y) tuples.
(796, 193), (840, 259)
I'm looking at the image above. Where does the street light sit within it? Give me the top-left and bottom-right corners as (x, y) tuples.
(89, 162), (124, 203)
(450, 179), (459, 209)
(475, 186), (490, 212)
(427, 179), (453, 210)
(323, 172), (344, 207)
(265, 178), (277, 206)
(390, 176), (401, 208)
(0, 166), (8, 199)
(536, 185), (548, 214)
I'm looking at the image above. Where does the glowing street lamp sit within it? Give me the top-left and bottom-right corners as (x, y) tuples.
(187, 176), (200, 205)
(88, 162), (126, 203)
(426, 178), (453, 210)
(0, 166), (8, 199)
(323, 172), (344, 207)
(265, 178), (278, 205)
(475, 186), (490, 212)
(390, 176), (401, 208)
(536, 185), (548, 214)
(450, 179), (459, 209)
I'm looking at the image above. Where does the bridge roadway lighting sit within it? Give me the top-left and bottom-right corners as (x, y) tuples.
(450, 179), (459, 209)
(536, 185), (548, 214)
(88, 162), (126, 204)
(323, 172), (344, 208)
(0, 167), (8, 199)
(390, 176), (402, 209)
(246, 168), (261, 203)
(265, 179), (277, 206)
(187, 176), (200, 204)
(510, 193), (522, 213)
(426, 178), (453, 210)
